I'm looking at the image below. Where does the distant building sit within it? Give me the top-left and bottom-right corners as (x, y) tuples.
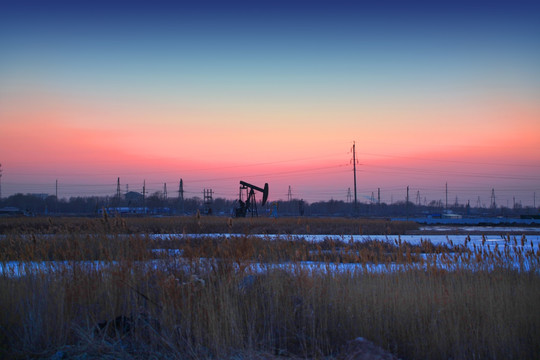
(125, 191), (144, 203)
(443, 210), (462, 219)
(0, 207), (29, 216)
(99, 207), (148, 216)
(28, 193), (49, 200)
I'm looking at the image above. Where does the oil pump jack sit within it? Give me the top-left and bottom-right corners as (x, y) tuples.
(235, 181), (269, 217)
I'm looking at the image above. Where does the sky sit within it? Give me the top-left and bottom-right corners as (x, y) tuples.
(1, 0), (539, 207)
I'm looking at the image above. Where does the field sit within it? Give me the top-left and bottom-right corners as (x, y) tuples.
(1, 216), (539, 359)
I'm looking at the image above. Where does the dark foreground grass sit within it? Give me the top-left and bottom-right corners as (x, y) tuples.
(1, 260), (539, 359)
(0, 217), (539, 359)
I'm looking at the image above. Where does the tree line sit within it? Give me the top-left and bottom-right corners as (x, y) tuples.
(0, 192), (538, 218)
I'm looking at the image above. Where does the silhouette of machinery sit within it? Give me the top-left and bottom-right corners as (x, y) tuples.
(235, 181), (269, 217)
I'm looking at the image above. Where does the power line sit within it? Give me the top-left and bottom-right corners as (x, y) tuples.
(358, 151), (539, 168)
(5, 152), (348, 177)
(362, 163), (540, 181)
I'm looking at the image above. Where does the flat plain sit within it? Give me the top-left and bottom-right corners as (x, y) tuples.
(1, 216), (539, 359)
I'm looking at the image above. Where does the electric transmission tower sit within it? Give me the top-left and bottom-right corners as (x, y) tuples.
(163, 183), (168, 200)
(490, 188), (496, 209)
(0, 163), (2, 199)
(203, 188), (213, 214)
(287, 186), (292, 201)
(346, 188), (352, 203)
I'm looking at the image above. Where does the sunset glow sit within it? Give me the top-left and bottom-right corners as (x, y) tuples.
(1, 1), (539, 206)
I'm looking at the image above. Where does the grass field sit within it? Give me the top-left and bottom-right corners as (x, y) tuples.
(0, 215), (419, 235)
(1, 216), (539, 359)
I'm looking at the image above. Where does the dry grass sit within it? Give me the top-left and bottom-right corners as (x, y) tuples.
(0, 215), (418, 235)
(0, 216), (539, 359)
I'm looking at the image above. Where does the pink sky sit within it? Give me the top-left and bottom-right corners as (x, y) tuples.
(1, 1), (539, 206)
(1, 89), (539, 205)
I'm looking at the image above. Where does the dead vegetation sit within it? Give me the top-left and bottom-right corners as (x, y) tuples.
(0, 215), (418, 235)
(0, 216), (539, 359)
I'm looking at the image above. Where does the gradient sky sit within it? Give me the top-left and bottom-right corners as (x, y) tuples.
(1, 0), (539, 206)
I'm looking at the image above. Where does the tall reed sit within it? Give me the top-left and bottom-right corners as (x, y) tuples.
(0, 217), (539, 359)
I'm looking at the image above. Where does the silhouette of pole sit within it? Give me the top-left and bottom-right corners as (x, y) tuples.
(445, 182), (448, 210)
(143, 180), (146, 213)
(116, 177), (121, 205)
(179, 179), (184, 214)
(406, 185), (409, 221)
(352, 141), (358, 215)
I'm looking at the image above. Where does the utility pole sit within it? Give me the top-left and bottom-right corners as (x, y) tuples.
(406, 185), (409, 220)
(490, 188), (496, 209)
(352, 141), (358, 215)
(116, 177), (121, 205)
(143, 180), (146, 213)
(179, 179), (184, 214)
(378, 188), (381, 205)
(445, 182), (448, 210)
(0, 163), (2, 199)
(55, 179), (58, 213)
